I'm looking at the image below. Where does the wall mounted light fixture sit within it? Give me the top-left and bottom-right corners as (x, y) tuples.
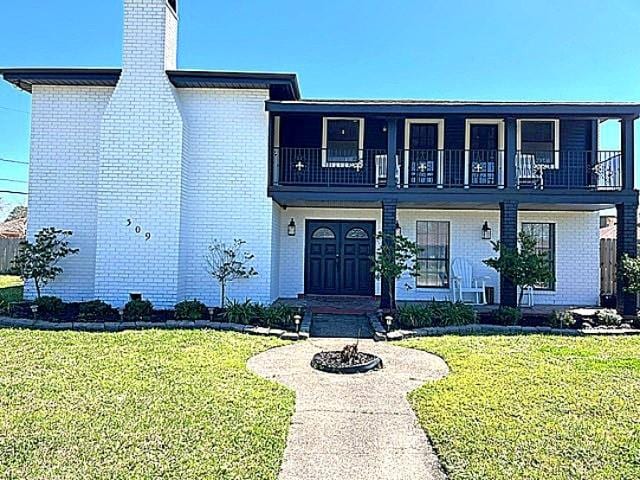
(395, 221), (402, 236)
(288, 218), (297, 236)
(482, 221), (492, 240)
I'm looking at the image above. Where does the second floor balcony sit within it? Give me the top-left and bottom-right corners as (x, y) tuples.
(272, 147), (622, 190)
(267, 103), (638, 202)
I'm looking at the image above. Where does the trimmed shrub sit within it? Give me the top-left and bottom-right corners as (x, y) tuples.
(34, 296), (65, 319)
(223, 299), (254, 324)
(222, 300), (300, 329)
(397, 301), (476, 329)
(175, 299), (208, 320)
(123, 299), (153, 321)
(76, 300), (119, 322)
(546, 310), (576, 329)
(593, 309), (623, 327)
(490, 307), (522, 326)
(259, 304), (299, 330)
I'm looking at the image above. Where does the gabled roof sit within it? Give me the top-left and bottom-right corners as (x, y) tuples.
(0, 68), (301, 100)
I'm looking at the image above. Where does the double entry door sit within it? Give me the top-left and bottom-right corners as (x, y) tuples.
(305, 220), (375, 296)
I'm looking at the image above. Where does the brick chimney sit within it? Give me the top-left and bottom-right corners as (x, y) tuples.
(122, 0), (178, 73)
(96, 0), (185, 307)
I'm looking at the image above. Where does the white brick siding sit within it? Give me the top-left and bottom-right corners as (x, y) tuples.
(27, 85), (113, 300)
(396, 210), (501, 303)
(277, 208), (383, 298)
(95, 0), (184, 307)
(275, 208), (600, 306)
(175, 88), (275, 306)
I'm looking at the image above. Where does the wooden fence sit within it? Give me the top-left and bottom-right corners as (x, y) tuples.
(0, 238), (21, 273)
(600, 239), (616, 295)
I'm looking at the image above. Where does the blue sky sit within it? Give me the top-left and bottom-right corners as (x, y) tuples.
(1, 0), (639, 213)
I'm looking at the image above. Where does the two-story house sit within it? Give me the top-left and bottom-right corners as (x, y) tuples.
(2, 0), (639, 314)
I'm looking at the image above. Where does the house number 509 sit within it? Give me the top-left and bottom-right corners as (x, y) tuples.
(126, 219), (152, 241)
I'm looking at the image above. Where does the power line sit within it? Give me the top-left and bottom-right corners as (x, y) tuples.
(0, 178), (27, 184)
(0, 190), (27, 195)
(0, 105), (29, 114)
(0, 157), (28, 165)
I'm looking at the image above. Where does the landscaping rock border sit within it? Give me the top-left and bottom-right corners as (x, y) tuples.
(368, 314), (640, 341)
(0, 316), (309, 340)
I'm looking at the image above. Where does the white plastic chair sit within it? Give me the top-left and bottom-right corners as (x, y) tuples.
(519, 286), (534, 307)
(451, 258), (487, 305)
(515, 153), (544, 189)
(375, 154), (401, 187)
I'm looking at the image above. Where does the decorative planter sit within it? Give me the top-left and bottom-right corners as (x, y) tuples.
(310, 351), (383, 374)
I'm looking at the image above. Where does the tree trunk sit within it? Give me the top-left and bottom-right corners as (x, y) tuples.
(34, 279), (41, 299)
(390, 279), (397, 311)
(220, 281), (226, 309)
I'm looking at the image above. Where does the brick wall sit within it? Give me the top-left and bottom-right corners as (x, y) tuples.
(274, 208), (600, 306)
(95, 0), (184, 307)
(176, 88), (274, 306)
(27, 85), (113, 300)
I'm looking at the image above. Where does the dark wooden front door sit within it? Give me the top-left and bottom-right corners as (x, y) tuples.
(305, 220), (375, 296)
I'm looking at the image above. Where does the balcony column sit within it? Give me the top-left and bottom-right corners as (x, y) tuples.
(386, 118), (398, 189)
(271, 115), (280, 186)
(616, 202), (638, 316)
(504, 117), (517, 188)
(380, 200), (397, 309)
(499, 200), (519, 307)
(621, 116), (635, 191)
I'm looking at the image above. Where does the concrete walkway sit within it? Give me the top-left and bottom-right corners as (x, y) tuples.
(310, 314), (374, 338)
(248, 339), (449, 480)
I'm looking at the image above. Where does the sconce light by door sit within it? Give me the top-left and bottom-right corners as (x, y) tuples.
(395, 221), (402, 236)
(288, 218), (297, 236)
(482, 221), (492, 240)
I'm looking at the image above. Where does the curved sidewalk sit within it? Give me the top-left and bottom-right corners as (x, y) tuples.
(248, 339), (449, 480)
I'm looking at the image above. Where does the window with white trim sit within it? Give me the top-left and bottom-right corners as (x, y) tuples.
(322, 117), (364, 166)
(517, 119), (560, 168)
(416, 221), (450, 288)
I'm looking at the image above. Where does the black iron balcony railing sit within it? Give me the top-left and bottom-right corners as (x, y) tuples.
(515, 150), (622, 190)
(401, 149), (504, 188)
(274, 148), (387, 186)
(272, 147), (623, 191)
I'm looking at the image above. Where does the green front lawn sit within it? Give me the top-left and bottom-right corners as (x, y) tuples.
(0, 330), (294, 479)
(406, 335), (640, 480)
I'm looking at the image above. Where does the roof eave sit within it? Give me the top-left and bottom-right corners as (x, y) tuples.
(265, 101), (640, 117)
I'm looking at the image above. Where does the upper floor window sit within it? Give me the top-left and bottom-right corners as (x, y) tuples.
(517, 119), (560, 168)
(416, 221), (450, 288)
(168, 0), (177, 14)
(322, 117), (364, 166)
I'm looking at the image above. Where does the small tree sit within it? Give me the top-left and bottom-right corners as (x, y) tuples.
(483, 231), (554, 306)
(204, 239), (258, 307)
(12, 227), (79, 298)
(371, 232), (421, 310)
(619, 254), (640, 294)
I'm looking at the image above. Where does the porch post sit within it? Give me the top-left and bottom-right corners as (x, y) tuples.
(380, 200), (398, 309)
(499, 200), (518, 307)
(616, 202), (638, 316)
(386, 118), (398, 189)
(505, 117), (517, 188)
(621, 116), (635, 191)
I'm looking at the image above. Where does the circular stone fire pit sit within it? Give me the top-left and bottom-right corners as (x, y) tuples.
(310, 345), (383, 374)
